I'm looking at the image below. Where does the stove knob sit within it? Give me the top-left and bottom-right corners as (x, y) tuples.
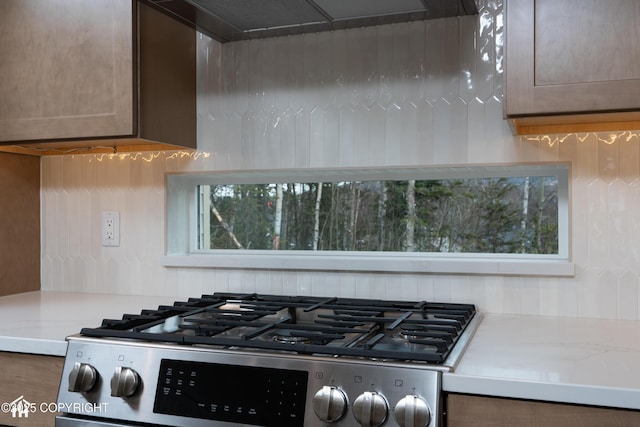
(352, 391), (388, 427)
(394, 395), (431, 427)
(68, 362), (97, 393)
(312, 385), (348, 423)
(110, 366), (140, 398)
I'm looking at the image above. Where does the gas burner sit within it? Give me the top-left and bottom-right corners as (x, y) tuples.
(273, 333), (311, 344)
(398, 330), (420, 341)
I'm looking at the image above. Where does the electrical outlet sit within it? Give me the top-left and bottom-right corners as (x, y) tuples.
(102, 211), (120, 247)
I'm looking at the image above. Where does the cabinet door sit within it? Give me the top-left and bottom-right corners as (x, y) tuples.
(0, 0), (134, 142)
(505, 0), (640, 117)
(447, 394), (640, 427)
(0, 353), (63, 427)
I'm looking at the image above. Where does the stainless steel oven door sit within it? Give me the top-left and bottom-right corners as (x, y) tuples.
(56, 415), (140, 427)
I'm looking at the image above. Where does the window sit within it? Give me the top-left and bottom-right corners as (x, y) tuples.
(164, 164), (572, 276)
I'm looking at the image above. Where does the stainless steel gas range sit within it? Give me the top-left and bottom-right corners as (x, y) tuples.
(56, 293), (481, 427)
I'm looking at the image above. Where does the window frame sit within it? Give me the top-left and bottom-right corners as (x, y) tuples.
(163, 164), (573, 277)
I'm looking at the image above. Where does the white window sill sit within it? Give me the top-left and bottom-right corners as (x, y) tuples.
(161, 252), (575, 277)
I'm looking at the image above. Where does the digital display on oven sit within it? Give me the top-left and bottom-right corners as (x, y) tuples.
(154, 359), (308, 427)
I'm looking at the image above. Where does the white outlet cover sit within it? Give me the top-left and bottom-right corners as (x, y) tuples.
(102, 211), (120, 247)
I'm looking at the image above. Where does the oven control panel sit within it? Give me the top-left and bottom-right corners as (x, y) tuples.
(154, 359), (308, 426)
(57, 337), (442, 427)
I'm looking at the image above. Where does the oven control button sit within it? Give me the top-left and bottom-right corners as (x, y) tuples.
(110, 366), (140, 398)
(68, 362), (97, 393)
(394, 395), (431, 427)
(312, 385), (348, 423)
(352, 391), (388, 427)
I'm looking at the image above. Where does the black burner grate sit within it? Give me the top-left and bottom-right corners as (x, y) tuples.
(80, 293), (476, 363)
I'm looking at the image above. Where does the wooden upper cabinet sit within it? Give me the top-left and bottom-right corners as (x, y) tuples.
(504, 0), (640, 134)
(0, 0), (196, 154)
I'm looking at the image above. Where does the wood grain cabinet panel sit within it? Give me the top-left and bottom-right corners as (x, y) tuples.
(0, 352), (63, 427)
(0, 0), (196, 155)
(504, 0), (640, 134)
(0, 152), (40, 297)
(447, 393), (640, 427)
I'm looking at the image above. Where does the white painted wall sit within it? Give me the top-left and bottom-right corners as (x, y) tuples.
(41, 0), (640, 319)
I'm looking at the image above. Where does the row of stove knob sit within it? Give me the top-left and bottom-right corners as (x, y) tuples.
(70, 363), (430, 427)
(313, 385), (431, 427)
(68, 362), (139, 398)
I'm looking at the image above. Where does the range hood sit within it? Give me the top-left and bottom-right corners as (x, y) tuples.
(142, 0), (479, 43)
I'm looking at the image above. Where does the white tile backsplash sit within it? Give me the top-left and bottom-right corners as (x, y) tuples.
(40, 0), (640, 319)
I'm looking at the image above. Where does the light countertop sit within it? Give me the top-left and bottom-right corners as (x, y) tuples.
(2, 292), (640, 410)
(0, 291), (179, 356)
(444, 313), (640, 410)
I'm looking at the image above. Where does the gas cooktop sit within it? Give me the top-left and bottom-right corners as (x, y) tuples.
(79, 292), (477, 364)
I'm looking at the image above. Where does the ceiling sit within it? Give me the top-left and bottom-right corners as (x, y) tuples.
(144, 0), (479, 43)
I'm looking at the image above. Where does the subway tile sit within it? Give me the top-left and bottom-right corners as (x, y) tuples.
(440, 18), (461, 104)
(294, 109), (311, 168)
(617, 271), (638, 320)
(337, 274), (357, 298)
(618, 134), (640, 183)
(309, 107), (326, 168)
(416, 277), (435, 302)
(433, 276), (452, 302)
(424, 18), (445, 103)
(597, 270), (618, 319)
(255, 270), (274, 295)
(520, 277), (540, 315)
(576, 133), (599, 179)
(352, 105), (371, 167)
(466, 98), (486, 161)
(240, 112), (257, 168)
(415, 101), (436, 164)
(433, 99), (453, 164)
(449, 277), (471, 305)
(629, 181), (640, 276)
(483, 278), (503, 313)
(399, 276), (419, 301)
(482, 96), (505, 162)
(557, 133), (578, 162)
(449, 98), (469, 164)
(587, 179), (608, 269)
(458, 15), (478, 102)
(598, 136), (619, 179)
(557, 280), (578, 318)
(355, 275), (372, 299)
(406, 21), (427, 105)
(261, 38), (279, 112)
(279, 109), (297, 169)
(572, 179), (589, 267)
(338, 105), (356, 166)
(385, 103), (406, 165)
(607, 179), (629, 272)
(465, 277), (486, 310)
(313, 273), (341, 297)
(538, 281), (558, 317)
(368, 104), (387, 166)
(501, 276), (522, 314)
(321, 105), (340, 167)
(369, 275), (389, 300)
(475, 10), (496, 103)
